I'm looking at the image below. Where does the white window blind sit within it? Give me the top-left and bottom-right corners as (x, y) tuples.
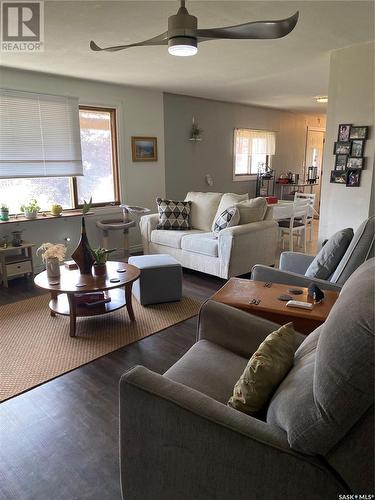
(234, 128), (276, 176)
(0, 89), (83, 178)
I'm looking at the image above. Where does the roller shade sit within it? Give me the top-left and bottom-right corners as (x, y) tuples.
(0, 89), (83, 178)
(234, 128), (276, 156)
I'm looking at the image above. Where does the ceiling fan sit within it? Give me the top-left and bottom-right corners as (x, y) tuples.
(90, 0), (299, 57)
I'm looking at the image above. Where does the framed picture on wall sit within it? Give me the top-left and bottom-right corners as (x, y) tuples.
(346, 168), (361, 187)
(131, 136), (158, 162)
(337, 124), (351, 141)
(349, 126), (368, 140)
(350, 139), (365, 158)
(334, 154), (348, 171)
(330, 170), (347, 184)
(333, 141), (351, 155)
(347, 157), (365, 169)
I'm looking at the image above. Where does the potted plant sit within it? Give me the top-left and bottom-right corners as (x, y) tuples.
(50, 203), (63, 216)
(0, 203), (9, 221)
(36, 243), (67, 279)
(20, 199), (40, 219)
(90, 247), (116, 276)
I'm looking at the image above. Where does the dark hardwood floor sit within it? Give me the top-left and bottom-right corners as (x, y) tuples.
(0, 270), (224, 500)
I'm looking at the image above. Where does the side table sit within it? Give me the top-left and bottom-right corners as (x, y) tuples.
(211, 278), (339, 335)
(0, 241), (35, 288)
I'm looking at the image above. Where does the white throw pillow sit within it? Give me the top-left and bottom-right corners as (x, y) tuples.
(235, 197), (267, 224)
(184, 192), (223, 232)
(211, 193), (248, 231)
(213, 207), (240, 235)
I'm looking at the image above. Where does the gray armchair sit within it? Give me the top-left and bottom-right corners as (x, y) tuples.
(119, 259), (374, 500)
(252, 216), (374, 291)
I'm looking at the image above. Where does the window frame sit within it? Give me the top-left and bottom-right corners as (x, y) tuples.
(232, 128), (273, 182)
(74, 105), (121, 208)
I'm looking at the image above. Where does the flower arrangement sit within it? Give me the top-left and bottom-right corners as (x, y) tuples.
(37, 243), (67, 262)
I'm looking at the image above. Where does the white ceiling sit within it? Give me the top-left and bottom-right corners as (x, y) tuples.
(1, 1), (374, 112)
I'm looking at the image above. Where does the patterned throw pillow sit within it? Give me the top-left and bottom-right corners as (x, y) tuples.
(213, 206), (240, 234)
(156, 198), (192, 230)
(228, 323), (297, 415)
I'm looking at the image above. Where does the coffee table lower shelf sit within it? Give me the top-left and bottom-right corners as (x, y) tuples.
(50, 289), (126, 317)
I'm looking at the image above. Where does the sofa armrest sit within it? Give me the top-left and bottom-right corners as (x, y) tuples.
(251, 265), (342, 292)
(139, 213), (159, 253)
(218, 220), (278, 278)
(279, 251), (315, 274)
(120, 366), (345, 500)
(198, 300), (305, 358)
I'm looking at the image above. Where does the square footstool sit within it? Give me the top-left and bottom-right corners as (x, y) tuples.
(128, 254), (182, 306)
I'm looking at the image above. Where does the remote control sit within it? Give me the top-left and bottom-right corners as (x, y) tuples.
(286, 300), (313, 310)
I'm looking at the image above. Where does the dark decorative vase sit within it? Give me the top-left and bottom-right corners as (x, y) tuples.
(71, 217), (95, 274)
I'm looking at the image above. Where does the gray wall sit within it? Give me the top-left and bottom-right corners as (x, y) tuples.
(163, 92), (325, 200)
(319, 42), (374, 242)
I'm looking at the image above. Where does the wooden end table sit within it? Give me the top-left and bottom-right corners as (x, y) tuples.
(34, 261), (140, 337)
(211, 278), (339, 335)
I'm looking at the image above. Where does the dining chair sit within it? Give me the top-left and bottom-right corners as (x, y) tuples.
(278, 200), (309, 252)
(294, 192), (316, 241)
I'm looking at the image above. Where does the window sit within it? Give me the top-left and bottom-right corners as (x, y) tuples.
(0, 104), (120, 214)
(233, 128), (276, 180)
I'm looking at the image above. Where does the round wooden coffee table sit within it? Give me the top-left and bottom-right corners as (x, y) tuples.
(34, 261), (140, 337)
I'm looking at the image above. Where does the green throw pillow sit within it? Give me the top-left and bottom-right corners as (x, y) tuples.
(228, 323), (297, 414)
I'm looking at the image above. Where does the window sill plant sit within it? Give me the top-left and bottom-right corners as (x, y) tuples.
(20, 199), (40, 219)
(0, 204), (9, 221)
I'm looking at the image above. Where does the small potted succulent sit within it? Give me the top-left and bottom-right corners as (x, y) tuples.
(20, 199), (40, 219)
(50, 203), (63, 216)
(37, 242), (67, 279)
(0, 203), (9, 221)
(90, 247), (116, 276)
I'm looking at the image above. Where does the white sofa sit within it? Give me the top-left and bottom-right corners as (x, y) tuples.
(140, 192), (278, 279)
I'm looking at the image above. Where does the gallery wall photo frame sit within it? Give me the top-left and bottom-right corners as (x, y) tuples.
(346, 168), (361, 187)
(349, 126), (369, 140)
(330, 170), (347, 184)
(337, 123), (351, 142)
(131, 136), (158, 162)
(347, 157), (365, 169)
(334, 154), (348, 171)
(350, 139), (365, 158)
(333, 141), (351, 155)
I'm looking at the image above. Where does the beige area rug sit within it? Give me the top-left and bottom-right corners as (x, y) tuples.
(0, 294), (201, 402)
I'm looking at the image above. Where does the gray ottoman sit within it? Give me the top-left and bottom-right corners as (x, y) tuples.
(128, 254), (182, 306)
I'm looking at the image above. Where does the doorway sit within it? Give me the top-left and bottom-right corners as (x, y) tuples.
(304, 127), (325, 215)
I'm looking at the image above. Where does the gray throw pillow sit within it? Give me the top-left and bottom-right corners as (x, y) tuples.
(305, 228), (354, 279)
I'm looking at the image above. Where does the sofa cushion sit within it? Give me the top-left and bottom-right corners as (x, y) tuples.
(181, 233), (218, 257)
(228, 323), (297, 415)
(305, 228), (354, 280)
(184, 192), (223, 232)
(151, 229), (202, 249)
(267, 258), (375, 456)
(330, 216), (375, 284)
(164, 340), (248, 404)
(213, 207), (240, 234)
(156, 198), (192, 230)
(212, 192), (248, 230)
(235, 197), (267, 224)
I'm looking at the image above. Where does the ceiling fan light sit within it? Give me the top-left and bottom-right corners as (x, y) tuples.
(168, 36), (197, 56)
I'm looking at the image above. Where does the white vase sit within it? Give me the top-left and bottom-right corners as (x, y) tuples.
(46, 257), (60, 279)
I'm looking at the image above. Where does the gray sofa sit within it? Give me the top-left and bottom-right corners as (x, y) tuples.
(252, 215), (374, 291)
(119, 258), (374, 500)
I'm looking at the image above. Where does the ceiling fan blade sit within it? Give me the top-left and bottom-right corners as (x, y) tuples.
(90, 31), (168, 52)
(196, 12), (299, 42)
